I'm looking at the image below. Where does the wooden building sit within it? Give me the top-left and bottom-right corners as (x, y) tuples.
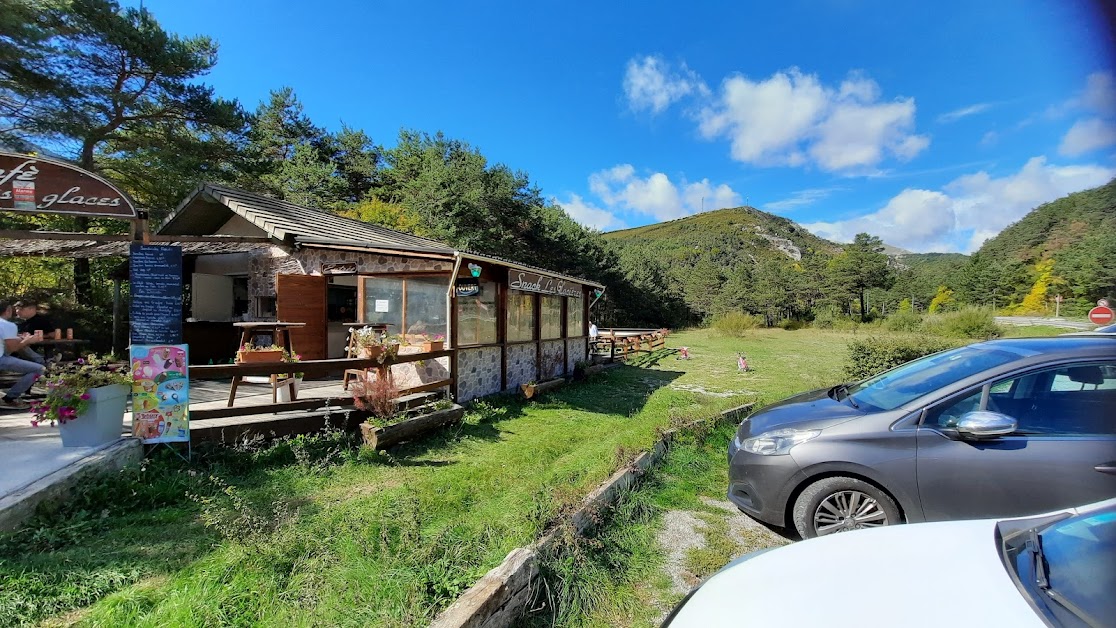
(158, 183), (604, 402)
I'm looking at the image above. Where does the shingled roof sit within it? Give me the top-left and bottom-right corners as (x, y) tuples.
(159, 183), (456, 256)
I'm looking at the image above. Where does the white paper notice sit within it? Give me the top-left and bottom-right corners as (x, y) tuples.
(374, 299), (389, 312)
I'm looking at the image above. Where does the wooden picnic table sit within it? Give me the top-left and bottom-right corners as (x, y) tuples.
(35, 338), (89, 361)
(228, 322), (306, 407)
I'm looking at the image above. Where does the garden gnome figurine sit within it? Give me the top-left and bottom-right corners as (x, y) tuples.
(677, 346), (690, 360)
(737, 353), (749, 372)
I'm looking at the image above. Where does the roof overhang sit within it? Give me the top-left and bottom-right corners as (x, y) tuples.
(455, 251), (605, 289)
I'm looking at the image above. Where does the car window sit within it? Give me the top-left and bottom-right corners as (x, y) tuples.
(925, 362), (1116, 435)
(847, 345), (1022, 411)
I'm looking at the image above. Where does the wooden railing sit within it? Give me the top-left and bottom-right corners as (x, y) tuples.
(188, 349), (454, 421)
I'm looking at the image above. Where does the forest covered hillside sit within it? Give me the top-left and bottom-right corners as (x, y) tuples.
(600, 179), (1115, 323)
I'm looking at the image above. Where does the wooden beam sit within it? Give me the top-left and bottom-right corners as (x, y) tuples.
(190, 349), (455, 379)
(191, 396), (354, 420)
(0, 230), (272, 244)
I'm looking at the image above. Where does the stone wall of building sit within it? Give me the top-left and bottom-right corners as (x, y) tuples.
(540, 340), (565, 381)
(389, 346), (451, 394)
(457, 346), (502, 403)
(504, 343), (536, 392)
(566, 338), (587, 373)
(247, 246), (453, 298)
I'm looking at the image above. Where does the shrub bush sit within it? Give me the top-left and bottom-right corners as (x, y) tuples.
(884, 309), (923, 332)
(921, 307), (1002, 339)
(777, 318), (805, 330)
(813, 309), (860, 330)
(712, 312), (764, 336)
(844, 336), (955, 380)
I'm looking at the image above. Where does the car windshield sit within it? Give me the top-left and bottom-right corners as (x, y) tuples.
(845, 345), (1023, 411)
(1007, 506), (1116, 626)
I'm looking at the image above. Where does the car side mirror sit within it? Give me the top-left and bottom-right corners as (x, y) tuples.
(955, 411), (1017, 440)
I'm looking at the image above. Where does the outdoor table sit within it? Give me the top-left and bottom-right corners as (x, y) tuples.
(227, 322), (306, 407)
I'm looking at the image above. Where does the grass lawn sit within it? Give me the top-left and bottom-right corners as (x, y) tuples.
(0, 360), (743, 627)
(3, 323), (1053, 627)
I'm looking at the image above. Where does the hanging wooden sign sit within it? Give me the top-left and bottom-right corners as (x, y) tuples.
(508, 270), (582, 297)
(0, 151), (137, 219)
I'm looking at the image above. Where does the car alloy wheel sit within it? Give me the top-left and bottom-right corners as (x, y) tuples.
(792, 476), (902, 539)
(813, 490), (888, 535)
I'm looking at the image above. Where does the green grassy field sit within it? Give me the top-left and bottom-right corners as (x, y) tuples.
(0, 360), (744, 627)
(2, 324), (1056, 627)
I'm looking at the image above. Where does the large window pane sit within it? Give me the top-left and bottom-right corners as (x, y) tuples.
(405, 277), (448, 339)
(566, 297), (584, 336)
(508, 291), (535, 342)
(541, 295), (562, 339)
(456, 280), (498, 345)
(362, 277), (403, 332)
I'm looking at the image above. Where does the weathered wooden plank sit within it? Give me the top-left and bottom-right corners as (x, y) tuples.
(190, 349), (455, 379)
(361, 405), (465, 450)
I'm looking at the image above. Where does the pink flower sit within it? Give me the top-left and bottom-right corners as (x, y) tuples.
(30, 419), (38, 427)
(80, 393), (91, 400)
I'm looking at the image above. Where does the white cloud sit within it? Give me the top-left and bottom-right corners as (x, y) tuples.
(1057, 72), (1116, 155)
(555, 193), (623, 231)
(623, 55), (709, 115)
(1059, 117), (1116, 156)
(559, 164), (742, 228)
(804, 156), (1115, 253)
(936, 103), (994, 124)
(763, 187), (840, 211)
(694, 67), (928, 172)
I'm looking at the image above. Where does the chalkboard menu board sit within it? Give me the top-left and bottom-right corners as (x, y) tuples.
(129, 243), (183, 345)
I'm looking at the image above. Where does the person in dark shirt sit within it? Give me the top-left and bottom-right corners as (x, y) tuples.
(14, 301), (53, 364)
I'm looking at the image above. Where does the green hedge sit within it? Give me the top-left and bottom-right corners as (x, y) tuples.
(844, 336), (955, 380)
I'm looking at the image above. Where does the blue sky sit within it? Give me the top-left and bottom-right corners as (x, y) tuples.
(128, 0), (1115, 253)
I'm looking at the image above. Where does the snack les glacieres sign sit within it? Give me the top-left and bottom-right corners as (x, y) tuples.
(508, 270), (582, 297)
(0, 151), (137, 218)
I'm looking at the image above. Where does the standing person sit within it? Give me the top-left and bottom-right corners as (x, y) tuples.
(0, 300), (46, 410)
(14, 300), (54, 365)
(588, 321), (599, 338)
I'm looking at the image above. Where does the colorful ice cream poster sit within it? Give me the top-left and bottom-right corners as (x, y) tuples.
(130, 344), (190, 444)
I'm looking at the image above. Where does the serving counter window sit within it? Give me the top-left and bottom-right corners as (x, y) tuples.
(361, 276), (448, 339)
(404, 277), (448, 337)
(362, 277), (404, 330)
(507, 291), (535, 342)
(456, 280), (497, 346)
(541, 295), (562, 339)
(566, 296), (584, 336)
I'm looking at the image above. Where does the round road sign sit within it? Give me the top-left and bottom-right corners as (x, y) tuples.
(1099, 299), (1111, 308)
(1089, 306), (1115, 325)
(1055, 295), (1062, 303)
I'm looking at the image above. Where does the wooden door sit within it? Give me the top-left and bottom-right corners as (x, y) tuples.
(277, 274), (327, 360)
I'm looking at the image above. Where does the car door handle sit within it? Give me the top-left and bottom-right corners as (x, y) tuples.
(1096, 462), (1116, 475)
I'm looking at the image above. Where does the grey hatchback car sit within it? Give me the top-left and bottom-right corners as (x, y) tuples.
(728, 336), (1116, 538)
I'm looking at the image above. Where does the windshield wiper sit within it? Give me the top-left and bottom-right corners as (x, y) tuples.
(1026, 529), (1049, 589)
(1026, 529), (1103, 626)
(833, 384), (859, 408)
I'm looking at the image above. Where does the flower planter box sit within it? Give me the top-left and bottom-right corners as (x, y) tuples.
(359, 346), (384, 360)
(58, 383), (129, 448)
(236, 349), (284, 363)
(360, 404), (465, 450)
(520, 377), (564, 399)
(421, 341), (444, 353)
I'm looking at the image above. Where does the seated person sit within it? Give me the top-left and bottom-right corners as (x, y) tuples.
(0, 300), (46, 410)
(15, 300), (54, 365)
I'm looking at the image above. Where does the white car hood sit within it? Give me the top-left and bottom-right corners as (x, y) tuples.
(670, 519), (1044, 628)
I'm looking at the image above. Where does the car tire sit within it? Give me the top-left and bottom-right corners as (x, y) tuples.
(792, 476), (901, 539)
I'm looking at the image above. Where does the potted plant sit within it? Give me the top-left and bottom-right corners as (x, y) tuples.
(236, 343), (284, 363)
(421, 333), (445, 352)
(30, 355), (133, 448)
(351, 327), (401, 362)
